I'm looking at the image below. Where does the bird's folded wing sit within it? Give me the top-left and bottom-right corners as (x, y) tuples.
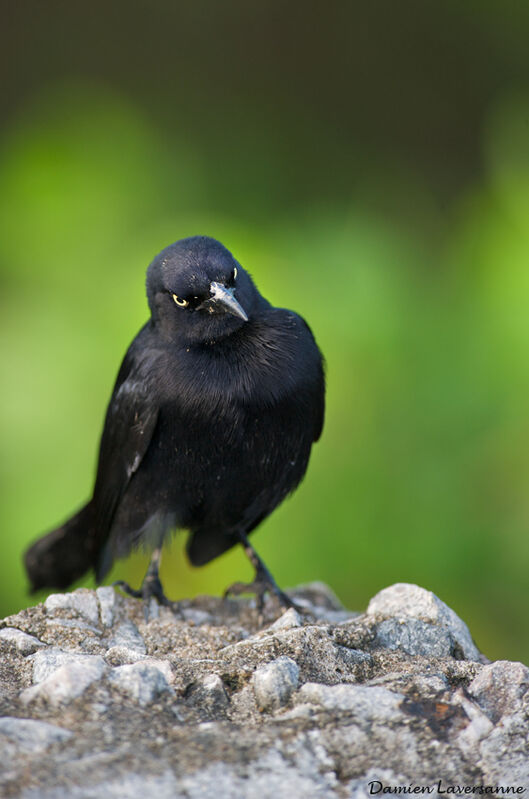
(91, 346), (160, 546)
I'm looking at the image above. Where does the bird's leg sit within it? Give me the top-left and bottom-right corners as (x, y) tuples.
(113, 548), (178, 612)
(224, 530), (299, 614)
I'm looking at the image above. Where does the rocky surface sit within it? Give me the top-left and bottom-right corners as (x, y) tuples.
(0, 581), (528, 797)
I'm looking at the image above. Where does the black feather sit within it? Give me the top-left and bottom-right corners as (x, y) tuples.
(25, 236), (325, 598)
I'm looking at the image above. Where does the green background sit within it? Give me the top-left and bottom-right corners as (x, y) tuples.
(1, 1), (529, 662)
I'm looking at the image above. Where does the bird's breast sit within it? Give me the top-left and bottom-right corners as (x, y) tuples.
(163, 313), (320, 413)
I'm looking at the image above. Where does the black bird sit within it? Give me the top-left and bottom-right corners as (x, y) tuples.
(25, 236), (325, 610)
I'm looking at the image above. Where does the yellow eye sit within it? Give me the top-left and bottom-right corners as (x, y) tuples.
(233, 267), (238, 280)
(172, 294), (189, 308)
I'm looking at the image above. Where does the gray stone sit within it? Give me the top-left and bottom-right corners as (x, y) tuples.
(109, 620), (146, 654)
(478, 713), (529, 783)
(96, 586), (118, 627)
(45, 617), (100, 634)
(334, 645), (371, 666)
(219, 623), (368, 686)
(297, 682), (405, 722)
(30, 647), (104, 684)
(453, 689), (495, 758)
(0, 717), (72, 756)
(141, 658), (174, 684)
(176, 746), (340, 799)
(367, 582), (481, 660)
(105, 645), (149, 665)
(181, 608), (213, 625)
(21, 771), (180, 799)
(268, 608), (302, 631)
(45, 589), (100, 626)
(253, 656), (300, 711)
(1, 581), (528, 797)
(0, 628), (45, 655)
(468, 660), (529, 722)
(374, 617), (454, 657)
(187, 673), (230, 713)
(21, 657), (107, 705)
(108, 661), (173, 705)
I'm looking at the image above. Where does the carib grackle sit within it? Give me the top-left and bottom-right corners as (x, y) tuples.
(25, 236), (325, 611)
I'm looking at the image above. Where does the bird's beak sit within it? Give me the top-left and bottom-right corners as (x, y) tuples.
(206, 281), (248, 321)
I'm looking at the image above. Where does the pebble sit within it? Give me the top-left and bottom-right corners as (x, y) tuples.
(366, 583), (481, 661)
(468, 660), (529, 722)
(108, 661), (173, 705)
(109, 621), (146, 654)
(0, 628), (45, 655)
(31, 647), (103, 684)
(297, 683), (405, 722)
(188, 673), (229, 712)
(21, 657), (107, 705)
(96, 586), (118, 627)
(268, 608), (302, 631)
(374, 617), (454, 658)
(45, 590), (100, 626)
(105, 646), (149, 665)
(0, 717), (72, 754)
(253, 656), (299, 711)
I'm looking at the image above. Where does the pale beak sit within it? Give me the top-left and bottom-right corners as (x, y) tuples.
(205, 281), (248, 321)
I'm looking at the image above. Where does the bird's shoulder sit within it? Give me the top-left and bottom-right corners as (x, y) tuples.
(244, 305), (323, 384)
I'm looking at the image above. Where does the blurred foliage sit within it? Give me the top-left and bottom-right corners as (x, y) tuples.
(1, 2), (529, 663)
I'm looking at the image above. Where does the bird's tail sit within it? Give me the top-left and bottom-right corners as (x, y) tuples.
(24, 502), (96, 592)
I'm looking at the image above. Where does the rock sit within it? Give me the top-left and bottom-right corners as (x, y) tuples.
(181, 608), (213, 625)
(96, 586), (118, 627)
(21, 657), (107, 705)
(175, 747), (340, 798)
(108, 661), (173, 705)
(0, 581), (527, 797)
(292, 581), (354, 623)
(268, 608), (302, 631)
(186, 673), (230, 714)
(0, 717), (72, 756)
(297, 682), (405, 722)
(109, 621), (146, 654)
(218, 622), (370, 686)
(468, 660), (529, 722)
(478, 712), (529, 783)
(45, 589), (100, 626)
(373, 617), (458, 658)
(453, 689), (495, 758)
(141, 658), (174, 684)
(253, 656), (300, 711)
(105, 645), (149, 665)
(366, 583), (481, 660)
(20, 772), (181, 799)
(30, 647), (104, 683)
(0, 628), (45, 655)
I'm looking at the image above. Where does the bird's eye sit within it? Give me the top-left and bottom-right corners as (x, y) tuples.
(233, 267), (237, 280)
(172, 294), (189, 308)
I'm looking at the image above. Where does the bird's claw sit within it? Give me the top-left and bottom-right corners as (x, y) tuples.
(223, 575), (301, 617)
(112, 577), (181, 619)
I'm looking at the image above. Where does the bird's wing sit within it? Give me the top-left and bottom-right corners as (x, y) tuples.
(313, 367), (325, 443)
(91, 337), (160, 551)
(297, 315), (325, 443)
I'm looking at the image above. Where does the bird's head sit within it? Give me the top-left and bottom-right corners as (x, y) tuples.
(146, 236), (261, 344)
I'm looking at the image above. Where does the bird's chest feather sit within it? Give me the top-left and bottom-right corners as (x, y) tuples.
(161, 318), (307, 415)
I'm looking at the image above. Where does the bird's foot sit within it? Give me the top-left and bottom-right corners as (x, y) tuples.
(112, 575), (181, 619)
(223, 564), (302, 617)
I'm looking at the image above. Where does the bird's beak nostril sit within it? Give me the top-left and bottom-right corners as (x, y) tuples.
(208, 282), (248, 321)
